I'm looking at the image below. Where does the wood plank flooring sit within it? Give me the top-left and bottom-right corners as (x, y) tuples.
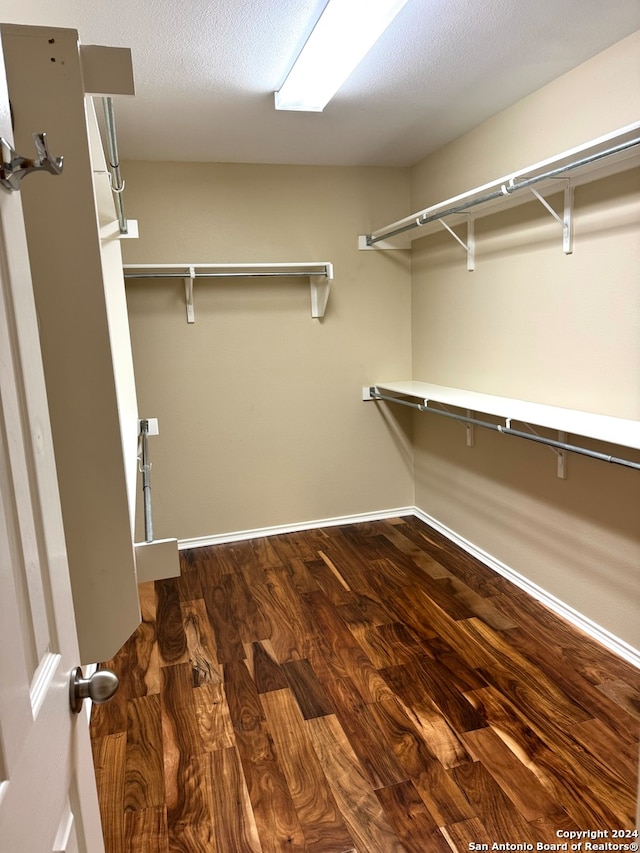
(90, 516), (640, 852)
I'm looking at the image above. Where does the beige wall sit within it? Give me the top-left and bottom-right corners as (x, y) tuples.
(409, 32), (640, 649)
(122, 163), (413, 541)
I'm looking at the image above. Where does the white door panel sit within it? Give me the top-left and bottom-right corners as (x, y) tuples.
(0, 30), (105, 853)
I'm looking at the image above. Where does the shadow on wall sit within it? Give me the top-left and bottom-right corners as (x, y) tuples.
(411, 411), (639, 554)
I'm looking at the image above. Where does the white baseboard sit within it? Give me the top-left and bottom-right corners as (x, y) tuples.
(178, 505), (640, 670)
(178, 506), (415, 550)
(412, 507), (640, 671)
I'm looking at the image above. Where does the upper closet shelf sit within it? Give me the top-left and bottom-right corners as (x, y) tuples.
(359, 122), (640, 252)
(123, 262), (334, 322)
(371, 381), (640, 453)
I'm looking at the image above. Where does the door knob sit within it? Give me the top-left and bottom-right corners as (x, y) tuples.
(69, 666), (119, 714)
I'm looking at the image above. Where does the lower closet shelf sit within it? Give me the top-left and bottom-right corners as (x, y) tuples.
(370, 380), (640, 460)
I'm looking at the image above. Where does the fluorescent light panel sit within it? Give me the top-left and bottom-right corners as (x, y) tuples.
(275, 0), (410, 112)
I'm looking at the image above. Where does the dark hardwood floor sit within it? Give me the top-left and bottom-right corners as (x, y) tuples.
(90, 516), (640, 852)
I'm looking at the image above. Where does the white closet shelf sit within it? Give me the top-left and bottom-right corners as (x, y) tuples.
(360, 122), (640, 251)
(123, 262), (333, 322)
(371, 381), (640, 451)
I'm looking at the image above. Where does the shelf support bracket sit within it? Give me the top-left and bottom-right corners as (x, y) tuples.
(438, 216), (475, 271)
(519, 422), (568, 479)
(529, 181), (573, 255)
(183, 266), (195, 323)
(431, 402), (476, 446)
(310, 264), (333, 318)
(466, 410), (475, 447)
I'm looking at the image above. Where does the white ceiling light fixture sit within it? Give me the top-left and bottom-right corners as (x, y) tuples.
(275, 0), (411, 112)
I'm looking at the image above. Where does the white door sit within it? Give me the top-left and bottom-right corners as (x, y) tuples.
(0, 37), (106, 853)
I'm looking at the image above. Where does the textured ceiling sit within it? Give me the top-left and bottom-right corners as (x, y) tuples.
(3, 0), (640, 166)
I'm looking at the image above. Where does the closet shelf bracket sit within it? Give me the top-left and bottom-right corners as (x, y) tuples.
(438, 216), (475, 271)
(525, 180), (573, 255)
(123, 262), (334, 322)
(514, 421), (568, 478)
(184, 267), (195, 323)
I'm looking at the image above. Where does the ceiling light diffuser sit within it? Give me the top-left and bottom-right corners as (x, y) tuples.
(275, 0), (410, 112)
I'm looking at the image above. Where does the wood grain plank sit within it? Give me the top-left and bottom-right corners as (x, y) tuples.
(260, 566), (322, 663)
(270, 531), (319, 563)
(409, 655), (487, 732)
(366, 695), (475, 826)
(138, 581), (160, 695)
(346, 622), (424, 669)
(380, 664), (472, 769)
(433, 575), (518, 630)
(306, 557), (354, 605)
(314, 533), (380, 596)
(316, 550), (353, 592)
(92, 732), (126, 853)
(224, 660), (306, 852)
(570, 717), (639, 783)
(181, 598), (222, 687)
(282, 659), (334, 719)
(208, 747), (263, 853)
(176, 568), (203, 602)
(156, 578), (189, 667)
(193, 681), (235, 751)
(261, 689), (355, 853)
(375, 781), (452, 853)
(160, 664), (205, 829)
(596, 678), (640, 721)
(202, 581), (247, 664)
(379, 584), (475, 658)
(456, 617), (593, 728)
(494, 590), (640, 689)
(322, 676), (409, 789)
(306, 714), (409, 853)
(490, 606), (640, 743)
(378, 521), (452, 580)
(124, 806), (169, 853)
(466, 684), (635, 829)
(243, 640), (288, 694)
(196, 543), (239, 578)
(401, 517), (515, 595)
(465, 685), (560, 789)
(285, 556), (321, 595)
(335, 592), (397, 630)
(124, 694), (165, 811)
(462, 726), (562, 822)
(220, 571), (271, 645)
(304, 589), (395, 703)
(165, 753), (216, 852)
(340, 530), (437, 591)
(440, 817), (494, 852)
(449, 760), (541, 846)
(232, 536), (284, 578)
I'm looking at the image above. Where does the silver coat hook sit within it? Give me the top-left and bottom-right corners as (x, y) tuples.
(0, 132), (63, 192)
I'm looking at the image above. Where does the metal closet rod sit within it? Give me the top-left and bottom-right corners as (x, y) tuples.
(123, 270), (329, 279)
(370, 391), (640, 471)
(102, 97), (128, 235)
(367, 135), (640, 246)
(139, 419), (153, 543)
